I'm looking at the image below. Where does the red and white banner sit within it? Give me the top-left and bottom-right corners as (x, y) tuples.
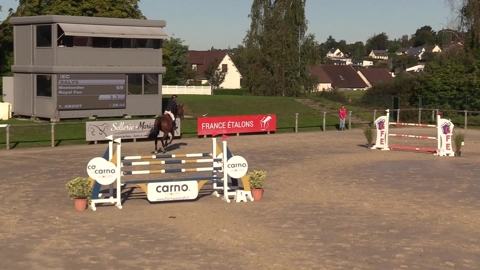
(197, 114), (277, 136)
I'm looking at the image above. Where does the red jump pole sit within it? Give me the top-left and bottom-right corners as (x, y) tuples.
(389, 145), (437, 153)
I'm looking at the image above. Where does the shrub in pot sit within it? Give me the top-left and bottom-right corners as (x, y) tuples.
(247, 170), (266, 201)
(454, 132), (465, 157)
(66, 177), (92, 211)
(363, 125), (374, 147)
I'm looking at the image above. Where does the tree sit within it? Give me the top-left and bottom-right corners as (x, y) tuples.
(162, 37), (189, 85)
(0, 0), (145, 78)
(203, 59), (226, 89)
(242, 0), (319, 96)
(445, 0), (480, 53)
(365, 32), (389, 52)
(411, 25), (437, 47)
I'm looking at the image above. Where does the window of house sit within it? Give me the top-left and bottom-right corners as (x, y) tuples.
(36, 75), (52, 97)
(127, 74), (143, 95)
(36, 25), (52, 47)
(144, 74), (159, 94)
(192, 64), (197, 70)
(222, 64), (228, 72)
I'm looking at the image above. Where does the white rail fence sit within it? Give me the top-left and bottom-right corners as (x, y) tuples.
(162, 85), (211, 95)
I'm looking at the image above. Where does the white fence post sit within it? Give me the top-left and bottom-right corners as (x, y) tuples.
(0, 124), (10, 150)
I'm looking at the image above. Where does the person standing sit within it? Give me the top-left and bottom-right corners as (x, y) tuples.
(339, 105), (347, 131)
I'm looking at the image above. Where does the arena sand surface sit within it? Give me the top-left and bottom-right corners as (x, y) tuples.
(0, 127), (479, 270)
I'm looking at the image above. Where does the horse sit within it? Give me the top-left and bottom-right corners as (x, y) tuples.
(147, 104), (184, 153)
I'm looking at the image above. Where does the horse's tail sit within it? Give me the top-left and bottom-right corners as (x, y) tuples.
(147, 119), (161, 140)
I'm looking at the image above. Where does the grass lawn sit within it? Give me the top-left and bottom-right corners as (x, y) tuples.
(0, 95), (340, 150)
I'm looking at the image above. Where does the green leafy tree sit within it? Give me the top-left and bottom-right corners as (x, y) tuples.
(365, 32), (389, 51)
(203, 58), (226, 89)
(162, 36), (189, 85)
(242, 0), (319, 97)
(411, 25), (437, 47)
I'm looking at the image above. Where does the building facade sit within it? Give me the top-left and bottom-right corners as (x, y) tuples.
(10, 15), (168, 119)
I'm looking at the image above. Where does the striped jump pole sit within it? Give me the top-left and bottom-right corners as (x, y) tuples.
(389, 133), (436, 140)
(389, 145), (437, 153)
(122, 152), (211, 161)
(123, 166), (223, 175)
(371, 109), (455, 156)
(122, 158), (222, 167)
(391, 122), (436, 128)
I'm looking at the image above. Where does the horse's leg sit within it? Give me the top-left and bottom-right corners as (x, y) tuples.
(161, 132), (169, 153)
(153, 137), (158, 154)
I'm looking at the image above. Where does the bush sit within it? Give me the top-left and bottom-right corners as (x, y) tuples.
(314, 88), (348, 104)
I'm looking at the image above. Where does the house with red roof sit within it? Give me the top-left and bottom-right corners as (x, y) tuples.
(357, 68), (394, 88)
(308, 65), (369, 91)
(186, 50), (243, 89)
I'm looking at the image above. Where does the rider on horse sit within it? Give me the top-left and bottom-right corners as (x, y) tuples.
(164, 95), (178, 131)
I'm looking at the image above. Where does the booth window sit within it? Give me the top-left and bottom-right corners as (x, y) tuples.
(36, 25), (52, 47)
(92, 37), (110, 48)
(144, 74), (159, 94)
(127, 74), (143, 95)
(36, 75), (52, 97)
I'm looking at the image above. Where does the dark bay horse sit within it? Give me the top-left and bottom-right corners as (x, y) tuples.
(147, 104), (184, 153)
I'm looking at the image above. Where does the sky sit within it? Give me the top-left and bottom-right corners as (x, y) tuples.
(0, 0), (454, 50)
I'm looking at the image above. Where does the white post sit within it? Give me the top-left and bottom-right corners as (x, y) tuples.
(385, 109), (390, 149)
(222, 140), (230, 203)
(115, 140), (123, 209)
(436, 112), (441, 153)
(212, 137), (217, 190)
(108, 139), (114, 198)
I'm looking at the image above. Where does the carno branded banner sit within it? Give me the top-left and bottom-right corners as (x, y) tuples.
(197, 114), (276, 136)
(85, 118), (181, 141)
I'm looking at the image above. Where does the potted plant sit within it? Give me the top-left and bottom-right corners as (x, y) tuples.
(247, 170), (266, 201)
(66, 177), (92, 211)
(454, 132), (465, 157)
(363, 125), (374, 148)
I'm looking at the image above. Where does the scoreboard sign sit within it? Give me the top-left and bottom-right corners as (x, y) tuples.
(57, 74), (126, 110)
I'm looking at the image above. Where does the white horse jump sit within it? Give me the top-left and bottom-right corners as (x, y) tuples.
(371, 109), (455, 157)
(88, 137), (253, 211)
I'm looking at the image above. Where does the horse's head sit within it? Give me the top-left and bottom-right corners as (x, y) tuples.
(177, 104), (185, 120)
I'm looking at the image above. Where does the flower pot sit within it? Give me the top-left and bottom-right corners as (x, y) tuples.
(251, 188), (264, 201)
(74, 198), (88, 211)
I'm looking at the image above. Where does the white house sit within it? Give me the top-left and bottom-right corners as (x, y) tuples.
(326, 48), (344, 58)
(406, 64), (425, 72)
(368, 50), (389, 60)
(186, 50), (243, 89)
(352, 60), (373, 67)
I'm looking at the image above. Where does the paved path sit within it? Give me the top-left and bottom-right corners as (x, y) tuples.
(0, 128), (479, 270)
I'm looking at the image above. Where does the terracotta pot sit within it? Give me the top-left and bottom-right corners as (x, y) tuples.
(74, 198), (88, 211)
(251, 188), (264, 201)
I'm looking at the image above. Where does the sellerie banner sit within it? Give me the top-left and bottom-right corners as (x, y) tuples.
(197, 114), (276, 136)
